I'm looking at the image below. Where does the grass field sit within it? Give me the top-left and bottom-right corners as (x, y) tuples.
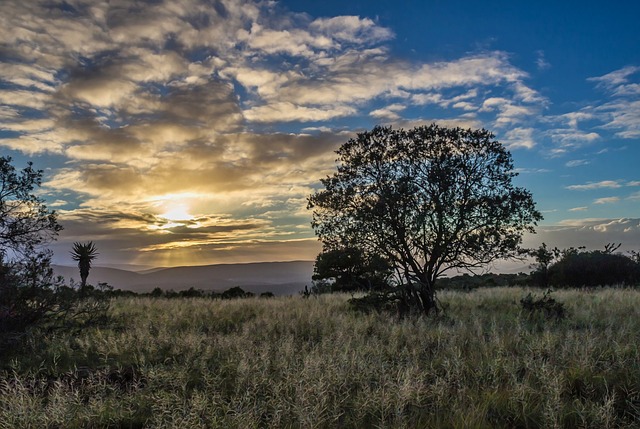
(2, 287), (640, 428)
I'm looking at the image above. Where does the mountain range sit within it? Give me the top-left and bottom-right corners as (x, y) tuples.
(53, 261), (315, 296)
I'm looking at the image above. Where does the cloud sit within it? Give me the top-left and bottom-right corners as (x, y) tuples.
(593, 196), (620, 204)
(565, 159), (590, 167)
(502, 127), (536, 149)
(588, 66), (640, 89)
(309, 16), (394, 44)
(566, 181), (622, 191)
(535, 50), (551, 71)
(2, 0), (634, 266)
(370, 104), (406, 120)
(524, 218), (640, 254)
(568, 206), (588, 212)
(588, 66), (640, 139)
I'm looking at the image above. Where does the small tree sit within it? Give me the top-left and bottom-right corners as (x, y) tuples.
(309, 124), (542, 315)
(526, 243), (560, 288)
(70, 241), (99, 293)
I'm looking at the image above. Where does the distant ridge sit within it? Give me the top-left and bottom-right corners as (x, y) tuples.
(53, 261), (315, 296)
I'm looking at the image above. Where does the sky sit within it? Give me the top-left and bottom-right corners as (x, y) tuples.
(1, 0), (639, 269)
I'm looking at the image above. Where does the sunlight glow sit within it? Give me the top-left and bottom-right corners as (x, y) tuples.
(161, 203), (192, 221)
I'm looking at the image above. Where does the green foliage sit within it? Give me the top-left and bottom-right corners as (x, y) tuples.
(309, 124), (542, 314)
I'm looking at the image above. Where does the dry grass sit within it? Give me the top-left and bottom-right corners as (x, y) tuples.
(2, 287), (640, 428)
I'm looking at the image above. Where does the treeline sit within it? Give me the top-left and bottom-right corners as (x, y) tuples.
(527, 243), (640, 289)
(89, 285), (275, 299)
(310, 243), (640, 294)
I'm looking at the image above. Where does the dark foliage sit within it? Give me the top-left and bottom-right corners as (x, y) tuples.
(221, 286), (253, 299)
(436, 272), (530, 290)
(0, 157), (111, 354)
(309, 124), (541, 314)
(0, 156), (62, 255)
(547, 245), (640, 288)
(70, 241), (99, 293)
(348, 290), (404, 314)
(150, 286), (261, 299)
(520, 290), (566, 320)
(0, 252), (112, 355)
(313, 247), (392, 292)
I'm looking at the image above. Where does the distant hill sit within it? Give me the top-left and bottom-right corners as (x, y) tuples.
(53, 261), (315, 296)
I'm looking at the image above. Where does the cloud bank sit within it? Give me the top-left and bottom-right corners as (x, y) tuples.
(1, 0), (638, 266)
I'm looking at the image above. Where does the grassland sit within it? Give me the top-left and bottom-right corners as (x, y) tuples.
(2, 287), (640, 428)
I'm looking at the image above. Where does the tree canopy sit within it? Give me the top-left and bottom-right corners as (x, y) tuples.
(308, 124), (542, 314)
(0, 156), (61, 258)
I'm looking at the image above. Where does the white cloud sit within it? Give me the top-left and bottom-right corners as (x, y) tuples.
(566, 180), (622, 191)
(565, 159), (590, 167)
(503, 127), (536, 149)
(594, 196), (620, 204)
(588, 66), (640, 89)
(370, 104), (406, 120)
(309, 16), (394, 44)
(535, 50), (551, 71)
(587, 66), (640, 139)
(244, 102), (356, 122)
(524, 218), (640, 254)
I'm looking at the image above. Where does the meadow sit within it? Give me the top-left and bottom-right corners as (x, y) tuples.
(1, 287), (640, 428)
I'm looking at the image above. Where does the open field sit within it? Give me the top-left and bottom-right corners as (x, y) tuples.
(2, 288), (640, 428)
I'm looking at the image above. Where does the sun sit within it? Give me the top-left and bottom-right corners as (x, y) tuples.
(161, 203), (192, 221)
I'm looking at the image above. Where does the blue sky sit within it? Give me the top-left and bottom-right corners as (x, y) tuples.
(1, 0), (639, 268)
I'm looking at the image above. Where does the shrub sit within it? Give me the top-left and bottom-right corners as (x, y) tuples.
(520, 289), (566, 320)
(548, 247), (639, 288)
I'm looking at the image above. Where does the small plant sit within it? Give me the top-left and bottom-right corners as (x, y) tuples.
(520, 289), (566, 320)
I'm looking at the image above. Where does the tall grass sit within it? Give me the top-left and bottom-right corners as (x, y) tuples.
(1, 288), (640, 428)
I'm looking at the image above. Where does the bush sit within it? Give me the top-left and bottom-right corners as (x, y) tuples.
(0, 252), (111, 355)
(221, 286), (252, 299)
(520, 289), (566, 320)
(548, 248), (639, 288)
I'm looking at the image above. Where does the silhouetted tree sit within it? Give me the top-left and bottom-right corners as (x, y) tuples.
(548, 244), (639, 287)
(309, 124), (542, 315)
(0, 156), (62, 255)
(70, 241), (99, 293)
(526, 243), (561, 288)
(1, 157), (64, 342)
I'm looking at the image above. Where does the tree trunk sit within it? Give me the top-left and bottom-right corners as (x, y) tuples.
(418, 285), (438, 316)
(400, 281), (438, 316)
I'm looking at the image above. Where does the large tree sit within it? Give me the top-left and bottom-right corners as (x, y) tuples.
(308, 125), (542, 314)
